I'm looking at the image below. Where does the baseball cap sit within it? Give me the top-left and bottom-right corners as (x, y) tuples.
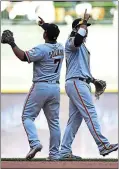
(41, 23), (60, 40)
(72, 18), (91, 29)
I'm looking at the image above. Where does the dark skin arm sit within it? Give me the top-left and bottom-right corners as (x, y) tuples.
(11, 45), (26, 61)
(12, 16), (45, 61)
(2, 16), (45, 62)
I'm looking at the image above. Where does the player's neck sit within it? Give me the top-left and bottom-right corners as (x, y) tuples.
(45, 40), (57, 44)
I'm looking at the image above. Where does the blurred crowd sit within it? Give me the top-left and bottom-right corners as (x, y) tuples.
(1, 1), (118, 25)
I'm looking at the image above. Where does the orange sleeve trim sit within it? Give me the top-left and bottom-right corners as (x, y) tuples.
(25, 51), (31, 63)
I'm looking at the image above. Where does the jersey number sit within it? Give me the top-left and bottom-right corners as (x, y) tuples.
(54, 59), (61, 73)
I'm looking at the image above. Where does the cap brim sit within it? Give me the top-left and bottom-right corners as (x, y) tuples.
(75, 22), (91, 28)
(87, 23), (91, 26)
(41, 23), (49, 30)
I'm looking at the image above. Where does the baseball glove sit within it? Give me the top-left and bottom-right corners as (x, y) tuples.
(1, 30), (14, 44)
(93, 79), (106, 99)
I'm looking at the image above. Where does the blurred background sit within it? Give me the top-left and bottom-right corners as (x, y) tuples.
(1, 1), (118, 159)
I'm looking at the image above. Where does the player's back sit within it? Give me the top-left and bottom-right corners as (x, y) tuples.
(25, 42), (64, 82)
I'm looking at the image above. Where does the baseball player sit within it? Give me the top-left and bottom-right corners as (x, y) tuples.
(60, 9), (118, 160)
(1, 17), (64, 160)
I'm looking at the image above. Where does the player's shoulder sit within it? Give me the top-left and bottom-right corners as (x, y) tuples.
(56, 42), (64, 49)
(36, 44), (46, 49)
(66, 36), (74, 43)
(44, 42), (64, 49)
(65, 36), (73, 47)
(32, 44), (44, 50)
(35, 44), (49, 54)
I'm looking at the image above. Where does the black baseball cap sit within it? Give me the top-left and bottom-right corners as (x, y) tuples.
(72, 18), (91, 29)
(41, 23), (60, 40)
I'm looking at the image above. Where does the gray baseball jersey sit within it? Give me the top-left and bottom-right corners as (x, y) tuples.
(65, 37), (93, 80)
(25, 43), (64, 82)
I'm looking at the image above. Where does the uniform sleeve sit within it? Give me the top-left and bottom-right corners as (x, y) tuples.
(25, 46), (44, 63)
(66, 37), (77, 51)
(66, 28), (86, 51)
(67, 35), (85, 51)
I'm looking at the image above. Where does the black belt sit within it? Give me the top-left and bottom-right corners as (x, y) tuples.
(78, 77), (91, 84)
(66, 77), (91, 84)
(38, 81), (59, 84)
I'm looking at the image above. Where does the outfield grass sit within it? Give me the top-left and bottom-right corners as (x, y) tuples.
(1, 158), (118, 162)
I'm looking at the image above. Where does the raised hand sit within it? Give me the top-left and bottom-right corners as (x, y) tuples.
(38, 16), (45, 26)
(84, 9), (90, 21)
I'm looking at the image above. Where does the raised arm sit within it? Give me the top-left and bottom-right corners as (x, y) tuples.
(70, 9), (91, 48)
(1, 30), (27, 61)
(1, 30), (44, 63)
